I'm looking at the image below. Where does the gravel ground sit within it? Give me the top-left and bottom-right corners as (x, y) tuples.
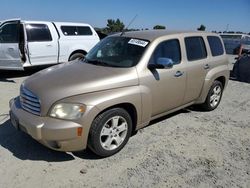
(0, 68), (250, 188)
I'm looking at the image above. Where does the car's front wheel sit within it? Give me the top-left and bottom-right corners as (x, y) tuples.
(88, 108), (132, 157)
(201, 80), (223, 111)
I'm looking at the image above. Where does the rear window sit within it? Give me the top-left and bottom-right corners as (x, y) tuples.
(61, 26), (93, 36)
(26, 24), (52, 42)
(185, 37), (207, 61)
(207, 36), (224, 56)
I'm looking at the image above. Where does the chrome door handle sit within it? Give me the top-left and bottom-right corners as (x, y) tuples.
(175, 71), (184, 77)
(204, 64), (210, 70)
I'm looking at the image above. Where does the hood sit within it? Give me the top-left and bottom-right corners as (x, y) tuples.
(23, 61), (139, 115)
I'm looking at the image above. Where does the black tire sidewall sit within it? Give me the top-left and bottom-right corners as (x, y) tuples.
(89, 108), (132, 157)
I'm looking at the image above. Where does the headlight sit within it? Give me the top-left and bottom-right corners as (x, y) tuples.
(50, 103), (86, 120)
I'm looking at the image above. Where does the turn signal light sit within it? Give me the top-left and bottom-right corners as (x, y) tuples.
(77, 127), (83, 136)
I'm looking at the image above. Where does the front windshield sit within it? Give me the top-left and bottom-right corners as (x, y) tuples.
(85, 36), (149, 67)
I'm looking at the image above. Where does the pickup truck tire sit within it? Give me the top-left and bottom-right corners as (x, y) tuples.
(201, 80), (223, 111)
(69, 53), (85, 61)
(88, 108), (132, 157)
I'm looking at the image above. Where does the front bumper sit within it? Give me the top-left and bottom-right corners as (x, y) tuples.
(9, 97), (87, 152)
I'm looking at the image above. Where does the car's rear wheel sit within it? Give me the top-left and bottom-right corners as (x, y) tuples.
(69, 53), (85, 61)
(88, 108), (132, 157)
(201, 80), (223, 111)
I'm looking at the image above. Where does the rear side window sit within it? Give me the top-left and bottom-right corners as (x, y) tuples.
(61, 26), (93, 36)
(149, 39), (181, 65)
(185, 37), (207, 61)
(207, 36), (224, 56)
(26, 24), (52, 42)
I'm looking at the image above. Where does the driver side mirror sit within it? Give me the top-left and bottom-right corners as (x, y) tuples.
(148, 58), (174, 69)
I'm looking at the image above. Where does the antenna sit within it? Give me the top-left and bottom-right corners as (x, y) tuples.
(120, 14), (138, 36)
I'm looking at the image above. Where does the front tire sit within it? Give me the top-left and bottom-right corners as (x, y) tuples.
(88, 108), (132, 157)
(201, 80), (223, 111)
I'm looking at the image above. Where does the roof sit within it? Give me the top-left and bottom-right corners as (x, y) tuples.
(112, 30), (217, 42)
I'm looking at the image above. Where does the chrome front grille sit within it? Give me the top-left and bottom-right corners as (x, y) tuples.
(20, 86), (41, 116)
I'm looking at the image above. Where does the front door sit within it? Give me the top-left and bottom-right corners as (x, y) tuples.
(140, 39), (186, 117)
(0, 20), (23, 70)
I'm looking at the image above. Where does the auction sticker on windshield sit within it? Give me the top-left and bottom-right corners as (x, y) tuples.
(128, 39), (149, 47)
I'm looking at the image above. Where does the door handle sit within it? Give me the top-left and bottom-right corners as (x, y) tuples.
(8, 47), (15, 51)
(204, 64), (210, 70)
(175, 71), (184, 77)
(46, 44), (52, 47)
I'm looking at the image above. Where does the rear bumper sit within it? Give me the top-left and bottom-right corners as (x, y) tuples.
(9, 97), (89, 151)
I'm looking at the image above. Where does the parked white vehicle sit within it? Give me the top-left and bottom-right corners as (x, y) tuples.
(0, 19), (100, 70)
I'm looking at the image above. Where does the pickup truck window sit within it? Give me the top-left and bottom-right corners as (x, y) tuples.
(207, 36), (224, 56)
(26, 24), (52, 42)
(149, 39), (181, 65)
(0, 23), (18, 43)
(61, 26), (93, 36)
(85, 36), (149, 67)
(185, 36), (207, 61)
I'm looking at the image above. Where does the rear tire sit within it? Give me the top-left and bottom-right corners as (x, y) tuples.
(201, 80), (223, 111)
(69, 53), (85, 61)
(88, 108), (132, 157)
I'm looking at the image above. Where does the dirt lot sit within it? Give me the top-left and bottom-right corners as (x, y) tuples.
(0, 69), (250, 188)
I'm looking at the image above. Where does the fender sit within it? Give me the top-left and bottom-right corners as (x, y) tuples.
(58, 86), (142, 148)
(196, 64), (229, 104)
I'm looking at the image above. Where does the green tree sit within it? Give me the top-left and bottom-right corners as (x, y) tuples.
(106, 19), (125, 33)
(153, 25), (166, 30)
(197, 24), (206, 31)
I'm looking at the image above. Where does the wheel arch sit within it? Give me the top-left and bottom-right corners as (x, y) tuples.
(196, 73), (229, 104)
(215, 76), (226, 89)
(93, 102), (138, 134)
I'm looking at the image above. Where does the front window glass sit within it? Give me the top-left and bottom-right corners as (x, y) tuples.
(0, 23), (18, 43)
(85, 36), (149, 67)
(149, 39), (181, 65)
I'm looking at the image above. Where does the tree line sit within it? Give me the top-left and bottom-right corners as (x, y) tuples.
(95, 19), (166, 34)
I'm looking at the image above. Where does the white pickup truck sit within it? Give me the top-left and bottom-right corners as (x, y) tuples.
(0, 19), (100, 70)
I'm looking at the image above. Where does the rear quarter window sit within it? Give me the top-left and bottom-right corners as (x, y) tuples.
(207, 36), (224, 56)
(185, 36), (207, 61)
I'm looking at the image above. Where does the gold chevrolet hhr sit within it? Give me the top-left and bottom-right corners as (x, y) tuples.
(9, 30), (229, 157)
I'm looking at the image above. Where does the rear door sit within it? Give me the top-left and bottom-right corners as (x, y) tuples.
(0, 20), (23, 70)
(183, 36), (208, 103)
(25, 23), (58, 65)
